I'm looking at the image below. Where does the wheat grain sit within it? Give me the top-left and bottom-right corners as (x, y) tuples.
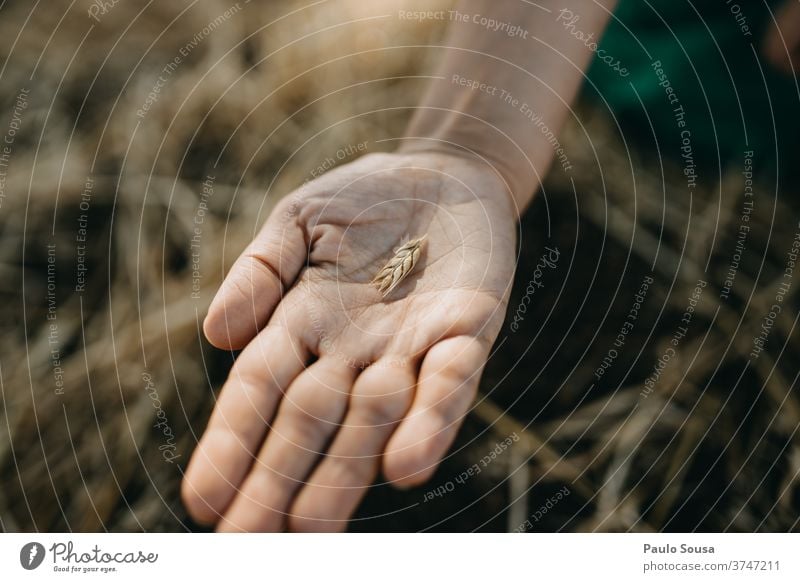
(371, 235), (427, 297)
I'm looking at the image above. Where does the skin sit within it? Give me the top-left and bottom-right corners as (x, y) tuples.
(186, 152), (516, 531)
(763, 0), (800, 74)
(182, 0), (617, 531)
(181, 0), (798, 532)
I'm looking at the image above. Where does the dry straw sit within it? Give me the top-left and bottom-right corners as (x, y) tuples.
(371, 235), (427, 296)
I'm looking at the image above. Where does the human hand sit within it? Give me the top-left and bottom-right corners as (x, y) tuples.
(763, 0), (800, 73)
(181, 151), (519, 531)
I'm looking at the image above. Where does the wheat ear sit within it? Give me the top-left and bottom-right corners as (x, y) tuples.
(371, 235), (427, 297)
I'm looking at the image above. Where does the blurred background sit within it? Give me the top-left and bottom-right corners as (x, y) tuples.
(1, 0), (798, 532)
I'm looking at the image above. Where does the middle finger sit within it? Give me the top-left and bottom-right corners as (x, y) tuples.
(218, 356), (357, 531)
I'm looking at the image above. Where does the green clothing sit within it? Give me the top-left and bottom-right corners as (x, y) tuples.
(587, 0), (799, 175)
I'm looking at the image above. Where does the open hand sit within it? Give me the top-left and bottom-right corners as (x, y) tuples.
(182, 151), (518, 531)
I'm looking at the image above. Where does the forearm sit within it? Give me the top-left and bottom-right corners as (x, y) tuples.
(400, 0), (616, 214)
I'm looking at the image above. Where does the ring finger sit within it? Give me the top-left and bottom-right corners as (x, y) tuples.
(288, 357), (416, 532)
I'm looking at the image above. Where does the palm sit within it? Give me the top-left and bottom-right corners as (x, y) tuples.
(283, 153), (515, 365)
(182, 152), (518, 531)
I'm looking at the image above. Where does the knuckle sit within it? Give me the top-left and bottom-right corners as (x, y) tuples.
(295, 191), (329, 227)
(296, 383), (340, 417)
(224, 271), (258, 306)
(225, 371), (268, 410)
(431, 398), (468, 429)
(283, 406), (331, 443)
(426, 377), (477, 421)
(240, 251), (285, 291)
(328, 453), (375, 486)
(280, 386), (344, 441)
(356, 393), (407, 426)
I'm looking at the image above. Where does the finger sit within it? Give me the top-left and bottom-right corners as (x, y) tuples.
(288, 357), (416, 532)
(182, 325), (308, 524)
(204, 197), (307, 350)
(217, 358), (357, 532)
(383, 335), (490, 488)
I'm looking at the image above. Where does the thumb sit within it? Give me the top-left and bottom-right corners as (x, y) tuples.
(204, 195), (307, 350)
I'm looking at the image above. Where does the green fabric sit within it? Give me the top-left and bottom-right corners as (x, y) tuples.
(586, 0), (800, 175)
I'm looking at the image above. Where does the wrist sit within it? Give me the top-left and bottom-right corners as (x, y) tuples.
(395, 135), (535, 217)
